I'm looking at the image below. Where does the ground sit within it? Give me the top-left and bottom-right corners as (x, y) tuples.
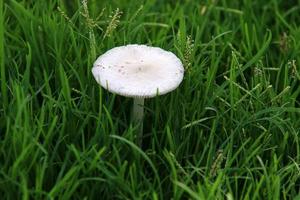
(0, 0), (300, 199)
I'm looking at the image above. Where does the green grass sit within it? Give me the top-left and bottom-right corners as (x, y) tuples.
(1, 0), (300, 199)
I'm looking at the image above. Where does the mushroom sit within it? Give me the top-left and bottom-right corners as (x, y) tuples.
(92, 44), (184, 145)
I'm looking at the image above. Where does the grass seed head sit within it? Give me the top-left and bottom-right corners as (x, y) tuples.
(104, 8), (123, 39)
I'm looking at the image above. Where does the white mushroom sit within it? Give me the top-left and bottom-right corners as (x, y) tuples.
(92, 44), (184, 145)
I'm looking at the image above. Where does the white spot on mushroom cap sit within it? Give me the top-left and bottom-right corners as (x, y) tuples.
(92, 44), (184, 98)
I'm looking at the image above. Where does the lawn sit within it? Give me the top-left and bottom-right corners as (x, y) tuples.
(0, 0), (300, 199)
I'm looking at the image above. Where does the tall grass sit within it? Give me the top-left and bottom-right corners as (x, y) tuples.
(0, 0), (300, 199)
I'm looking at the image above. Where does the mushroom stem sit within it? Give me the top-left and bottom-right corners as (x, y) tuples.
(132, 97), (144, 146)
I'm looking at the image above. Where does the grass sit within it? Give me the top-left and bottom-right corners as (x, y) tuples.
(0, 0), (300, 199)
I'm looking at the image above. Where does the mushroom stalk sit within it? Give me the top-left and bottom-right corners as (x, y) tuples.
(132, 97), (144, 146)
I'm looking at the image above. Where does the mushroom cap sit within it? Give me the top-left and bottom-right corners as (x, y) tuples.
(92, 44), (184, 98)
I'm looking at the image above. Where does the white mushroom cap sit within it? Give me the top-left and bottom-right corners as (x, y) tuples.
(92, 44), (184, 98)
